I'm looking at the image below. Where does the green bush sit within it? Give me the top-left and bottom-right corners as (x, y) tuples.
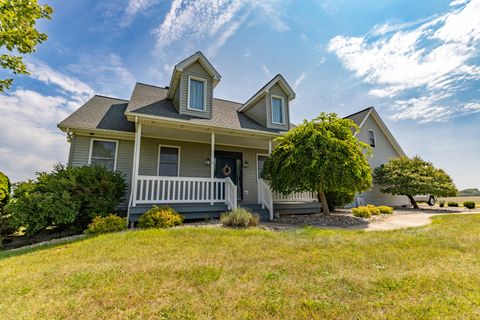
(85, 215), (127, 235)
(352, 206), (371, 218)
(138, 206), (183, 229)
(221, 208), (259, 228)
(439, 200), (445, 207)
(463, 201), (476, 209)
(377, 206), (394, 214)
(5, 164), (126, 235)
(326, 190), (355, 212)
(367, 204), (381, 215)
(0, 171), (14, 239)
(447, 201), (459, 207)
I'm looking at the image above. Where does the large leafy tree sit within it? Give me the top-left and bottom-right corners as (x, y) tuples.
(0, 171), (13, 238)
(262, 113), (372, 215)
(0, 0), (53, 92)
(373, 156), (457, 209)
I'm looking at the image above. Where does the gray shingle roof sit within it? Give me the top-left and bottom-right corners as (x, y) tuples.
(58, 95), (134, 132)
(344, 107), (372, 127)
(126, 83), (287, 133)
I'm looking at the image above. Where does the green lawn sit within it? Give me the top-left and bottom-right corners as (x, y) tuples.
(1, 215), (480, 319)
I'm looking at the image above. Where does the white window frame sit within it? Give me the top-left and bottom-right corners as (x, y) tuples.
(256, 153), (269, 180)
(187, 75), (207, 112)
(88, 138), (119, 171)
(368, 129), (376, 147)
(270, 95), (285, 125)
(157, 144), (181, 176)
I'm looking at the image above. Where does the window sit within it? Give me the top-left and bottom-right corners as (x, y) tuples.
(368, 129), (376, 147)
(271, 96), (284, 124)
(158, 146), (180, 176)
(257, 155), (269, 179)
(89, 139), (117, 171)
(188, 77), (206, 111)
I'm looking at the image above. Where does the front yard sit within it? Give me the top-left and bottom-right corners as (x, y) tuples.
(1, 214), (480, 319)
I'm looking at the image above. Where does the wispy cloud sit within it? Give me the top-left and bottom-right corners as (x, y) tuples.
(261, 65), (272, 78)
(327, 0), (480, 122)
(294, 71), (307, 90)
(153, 0), (290, 56)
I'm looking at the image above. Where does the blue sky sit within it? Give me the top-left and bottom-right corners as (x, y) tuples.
(0, 0), (479, 190)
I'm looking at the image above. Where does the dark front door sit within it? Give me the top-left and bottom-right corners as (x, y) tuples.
(215, 151), (242, 201)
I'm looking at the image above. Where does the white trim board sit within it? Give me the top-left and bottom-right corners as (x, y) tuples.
(187, 75), (208, 112)
(270, 94), (285, 125)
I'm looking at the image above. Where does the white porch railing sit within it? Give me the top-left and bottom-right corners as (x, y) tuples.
(134, 176), (232, 205)
(258, 179), (273, 220)
(272, 191), (317, 202)
(224, 177), (237, 210)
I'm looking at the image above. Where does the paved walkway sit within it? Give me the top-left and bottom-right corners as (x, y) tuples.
(348, 212), (480, 232)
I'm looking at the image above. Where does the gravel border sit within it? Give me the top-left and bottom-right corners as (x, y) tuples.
(4, 234), (86, 253)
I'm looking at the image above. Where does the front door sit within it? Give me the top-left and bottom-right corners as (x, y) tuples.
(215, 151), (242, 201)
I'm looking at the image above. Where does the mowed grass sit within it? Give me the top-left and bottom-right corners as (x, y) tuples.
(1, 215), (480, 319)
(439, 196), (480, 205)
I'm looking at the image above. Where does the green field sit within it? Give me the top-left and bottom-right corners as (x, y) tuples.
(1, 215), (480, 319)
(438, 196), (480, 205)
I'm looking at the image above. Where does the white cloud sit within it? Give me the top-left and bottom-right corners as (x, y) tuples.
(66, 53), (136, 99)
(126, 0), (159, 17)
(26, 59), (94, 104)
(0, 90), (71, 182)
(327, 0), (480, 122)
(244, 49), (251, 57)
(294, 71), (307, 90)
(153, 0), (290, 56)
(261, 65), (272, 78)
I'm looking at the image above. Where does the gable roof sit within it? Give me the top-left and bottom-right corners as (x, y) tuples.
(166, 51), (221, 99)
(58, 95), (134, 133)
(238, 74), (296, 112)
(345, 107), (406, 157)
(126, 83), (288, 133)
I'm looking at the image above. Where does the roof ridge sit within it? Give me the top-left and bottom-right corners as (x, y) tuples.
(213, 96), (242, 106)
(344, 106), (374, 119)
(136, 82), (168, 90)
(94, 94), (129, 102)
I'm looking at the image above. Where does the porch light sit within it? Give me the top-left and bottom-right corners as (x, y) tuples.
(205, 158), (211, 166)
(243, 160), (249, 168)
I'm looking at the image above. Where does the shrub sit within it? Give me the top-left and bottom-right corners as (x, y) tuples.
(377, 206), (394, 214)
(463, 201), (476, 209)
(367, 204), (381, 215)
(326, 190), (355, 212)
(352, 206), (371, 218)
(5, 164), (126, 235)
(448, 201), (459, 207)
(221, 208), (259, 228)
(138, 206), (183, 229)
(0, 171), (14, 239)
(439, 200), (445, 207)
(85, 215), (127, 235)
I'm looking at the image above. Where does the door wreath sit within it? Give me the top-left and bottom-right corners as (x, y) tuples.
(222, 164), (232, 176)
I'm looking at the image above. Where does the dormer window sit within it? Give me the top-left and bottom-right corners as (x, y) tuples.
(368, 129), (376, 147)
(271, 95), (284, 124)
(188, 76), (207, 111)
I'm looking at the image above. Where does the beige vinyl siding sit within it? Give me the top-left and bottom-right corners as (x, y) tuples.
(69, 135), (90, 166)
(244, 97), (267, 126)
(266, 83), (290, 131)
(179, 62), (213, 119)
(172, 85), (180, 112)
(356, 116), (410, 206)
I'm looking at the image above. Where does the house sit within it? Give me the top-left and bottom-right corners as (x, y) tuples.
(58, 51), (408, 224)
(345, 107), (410, 207)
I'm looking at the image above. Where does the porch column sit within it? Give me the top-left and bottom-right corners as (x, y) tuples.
(131, 122), (142, 207)
(210, 132), (215, 205)
(268, 140), (272, 155)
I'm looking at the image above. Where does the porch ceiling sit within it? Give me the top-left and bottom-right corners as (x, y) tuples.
(141, 123), (272, 150)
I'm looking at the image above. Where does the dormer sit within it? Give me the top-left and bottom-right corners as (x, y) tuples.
(239, 75), (295, 131)
(166, 51), (221, 119)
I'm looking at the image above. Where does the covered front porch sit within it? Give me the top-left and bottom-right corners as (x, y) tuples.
(127, 117), (318, 222)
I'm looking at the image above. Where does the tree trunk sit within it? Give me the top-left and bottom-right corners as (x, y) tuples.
(407, 194), (419, 209)
(318, 189), (330, 215)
